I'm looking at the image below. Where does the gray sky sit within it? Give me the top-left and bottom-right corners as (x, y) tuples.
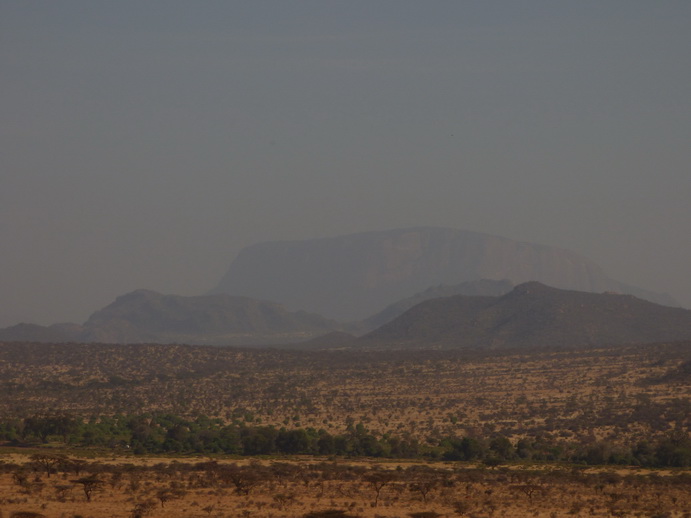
(1, 1), (690, 327)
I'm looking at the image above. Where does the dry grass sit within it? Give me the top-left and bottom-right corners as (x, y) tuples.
(0, 453), (689, 517)
(0, 342), (688, 448)
(0, 341), (689, 516)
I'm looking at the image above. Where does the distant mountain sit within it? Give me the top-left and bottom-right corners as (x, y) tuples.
(360, 282), (691, 349)
(0, 291), (343, 346)
(0, 322), (82, 343)
(78, 290), (342, 345)
(212, 227), (676, 321)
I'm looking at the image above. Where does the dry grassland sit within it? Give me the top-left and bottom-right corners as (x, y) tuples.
(0, 453), (689, 518)
(0, 341), (689, 516)
(0, 342), (688, 447)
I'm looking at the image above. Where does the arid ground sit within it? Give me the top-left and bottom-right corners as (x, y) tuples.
(0, 340), (689, 516)
(0, 453), (689, 517)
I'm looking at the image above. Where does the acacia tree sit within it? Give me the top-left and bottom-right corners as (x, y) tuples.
(218, 464), (266, 495)
(72, 475), (104, 502)
(62, 457), (89, 476)
(408, 474), (441, 503)
(156, 488), (186, 508)
(30, 453), (66, 478)
(364, 470), (397, 507)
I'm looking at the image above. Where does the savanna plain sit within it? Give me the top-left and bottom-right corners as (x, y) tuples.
(0, 341), (689, 517)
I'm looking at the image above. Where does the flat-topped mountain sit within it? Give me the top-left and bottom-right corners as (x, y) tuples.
(1, 228), (680, 347)
(212, 227), (676, 321)
(361, 281), (691, 349)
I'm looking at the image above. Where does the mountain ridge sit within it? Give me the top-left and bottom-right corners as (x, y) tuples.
(0, 290), (343, 346)
(360, 281), (691, 350)
(0, 280), (516, 346)
(361, 278), (515, 331)
(3, 281), (691, 350)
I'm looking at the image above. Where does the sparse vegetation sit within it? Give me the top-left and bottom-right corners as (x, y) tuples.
(0, 455), (687, 517)
(0, 339), (688, 515)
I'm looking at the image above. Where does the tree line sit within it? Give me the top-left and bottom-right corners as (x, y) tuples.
(1, 413), (689, 468)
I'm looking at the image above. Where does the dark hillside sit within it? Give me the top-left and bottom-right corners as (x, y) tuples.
(361, 282), (691, 349)
(362, 278), (513, 330)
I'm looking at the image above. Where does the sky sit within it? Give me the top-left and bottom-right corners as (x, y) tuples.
(1, 1), (690, 327)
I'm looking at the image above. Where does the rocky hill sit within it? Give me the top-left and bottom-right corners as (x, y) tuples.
(361, 281), (691, 349)
(3, 279), (684, 348)
(212, 227), (676, 321)
(0, 291), (343, 346)
(78, 290), (342, 345)
(0, 280), (512, 346)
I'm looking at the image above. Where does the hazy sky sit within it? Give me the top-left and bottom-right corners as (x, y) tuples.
(2, 1), (690, 327)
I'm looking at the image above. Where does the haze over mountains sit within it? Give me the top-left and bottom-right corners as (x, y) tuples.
(0, 280), (509, 345)
(1, 227), (685, 349)
(3, 280), (691, 352)
(0, 291), (340, 346)
(212, 227), (676, 320)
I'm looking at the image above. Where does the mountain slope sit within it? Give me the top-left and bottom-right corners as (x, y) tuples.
(79, 290), (342, 345)
(212, 227), (676, 321)
(362, 278), (514, 330)
(361, 282), (691, 349)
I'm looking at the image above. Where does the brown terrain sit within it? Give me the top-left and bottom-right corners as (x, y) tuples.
(0, 341), (689, 447)
(1, 316), (690, 517)
(0, 453), (689, 517)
